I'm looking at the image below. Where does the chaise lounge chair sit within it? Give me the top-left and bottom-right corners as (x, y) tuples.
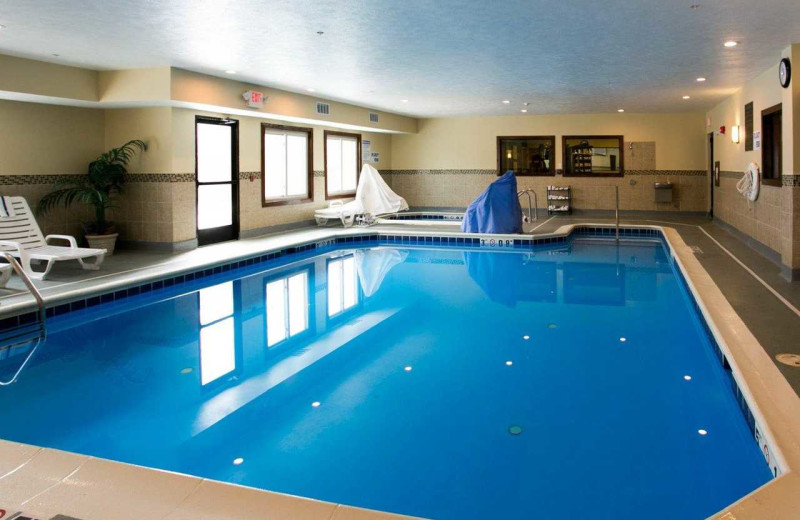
(315, 164), (408, 226)
(0, 196), (106, 280)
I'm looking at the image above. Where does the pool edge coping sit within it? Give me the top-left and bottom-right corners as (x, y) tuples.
(0, 223), (798, 519)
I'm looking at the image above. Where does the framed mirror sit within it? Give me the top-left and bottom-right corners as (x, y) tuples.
(497, 136), (556, 176)
(562, 135), (624, 177)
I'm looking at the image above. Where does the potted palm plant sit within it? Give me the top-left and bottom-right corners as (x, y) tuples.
(37, 140), (147, 255)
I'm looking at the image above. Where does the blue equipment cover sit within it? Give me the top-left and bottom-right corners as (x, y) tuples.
(460, 171), (523, 234)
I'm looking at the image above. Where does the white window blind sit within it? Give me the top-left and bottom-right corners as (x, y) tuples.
(326, 135), (358, 196)
(263, 129), (309, 202)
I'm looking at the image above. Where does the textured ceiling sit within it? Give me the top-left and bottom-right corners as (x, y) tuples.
(0, 0), (798, 117)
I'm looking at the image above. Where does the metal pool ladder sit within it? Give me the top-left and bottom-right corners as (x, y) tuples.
(518, 189), (538, 223)
(0, 252), (47, 386)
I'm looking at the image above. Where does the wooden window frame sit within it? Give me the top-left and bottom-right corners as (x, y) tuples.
(496, 135), (557, 177)
(761, 103), (782, 187)
(261, 123), (314, 207)
(562, 135), (625, 177)
(324, 130), (362, 200)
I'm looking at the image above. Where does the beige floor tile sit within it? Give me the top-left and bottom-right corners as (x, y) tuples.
(0, 440), (40, 477)
(161, 479), (337, 520)
(23, 457), (202, 520)
(0, 448), (87, 506)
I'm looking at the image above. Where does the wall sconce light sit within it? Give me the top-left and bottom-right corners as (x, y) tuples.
(507, 151), (512, 159)
(731, 125), (740, 144)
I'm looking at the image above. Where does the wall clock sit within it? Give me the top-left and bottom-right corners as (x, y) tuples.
(779, 58), (791, 88)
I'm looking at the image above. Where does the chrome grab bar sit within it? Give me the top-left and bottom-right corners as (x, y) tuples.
(2, 252), (46, 324)
(518, 189), (538, 223)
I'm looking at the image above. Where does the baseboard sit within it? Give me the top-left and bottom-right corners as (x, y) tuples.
(780, 265), (800, 282)
(712, 217), (783, 266)
(239, 219), (317, 239)
(117, 238), (198, 252)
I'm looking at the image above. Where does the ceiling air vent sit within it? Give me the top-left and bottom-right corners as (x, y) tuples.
(315, 102), (330, 115)
(369, 112), (379, 123)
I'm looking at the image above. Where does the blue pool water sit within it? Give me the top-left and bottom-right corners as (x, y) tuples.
(0, 238), (771, 519)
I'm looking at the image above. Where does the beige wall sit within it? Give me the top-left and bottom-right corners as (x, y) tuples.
(706, 45), (800, 272)
(171, 107), (393, 236)
(104, 107), (174, 173)
(0, 99), (105, 237)
(392, 112), (706, 170)
(0, 99), (104, 175)
(170, 68), (417, 135)
(0, 54), (99, 102)
(388, 112), (708, 212)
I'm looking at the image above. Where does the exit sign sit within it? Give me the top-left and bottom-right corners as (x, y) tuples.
(243, 90), (265, 108)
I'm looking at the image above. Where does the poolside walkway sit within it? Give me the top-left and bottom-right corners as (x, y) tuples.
(1, 213), (798, 395)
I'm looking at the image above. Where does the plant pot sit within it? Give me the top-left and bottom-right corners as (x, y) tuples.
(86, 233), (119, 256)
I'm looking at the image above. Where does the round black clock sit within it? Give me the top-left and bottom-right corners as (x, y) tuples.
(779, 58), (791, 88)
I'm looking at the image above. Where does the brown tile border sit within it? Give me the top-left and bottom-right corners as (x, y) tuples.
(383, 169), (706, 176)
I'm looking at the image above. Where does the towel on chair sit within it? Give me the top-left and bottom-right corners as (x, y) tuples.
(0, 197), (14, 218)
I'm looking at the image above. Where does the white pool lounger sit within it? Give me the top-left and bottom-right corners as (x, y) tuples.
(315, 164), (408, 227)
(0, 196), (106, 280)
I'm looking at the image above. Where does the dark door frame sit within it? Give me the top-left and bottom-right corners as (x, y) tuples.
(195, 116), (239, 246)
(708, 132), (714, 218)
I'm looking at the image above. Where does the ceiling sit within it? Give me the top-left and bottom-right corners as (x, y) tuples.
(0, 0), (798, 118)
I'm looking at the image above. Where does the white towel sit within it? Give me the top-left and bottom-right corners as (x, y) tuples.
(0, 197), (14, 218)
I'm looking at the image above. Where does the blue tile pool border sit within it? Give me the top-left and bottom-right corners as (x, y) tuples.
(0, 223), (783, 481)
(0, 225), (665, 330)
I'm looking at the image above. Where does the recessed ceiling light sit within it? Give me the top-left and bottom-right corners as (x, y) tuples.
(316, 31), (324, 35)
(311, 401), (321, 408)
(404, 366), (412, 372)
(620, 337), (627, 342)
(617, 109), (625, 113)
(233, 457), (244, 465)
(522, 335), (530, 340)
(523, 102), (530, 106)
(505, 360), (513, 366)
(225, 70), (236, 74)
(723, 40), (738, 48)
(52, 53), (60, 57)
(690, 4), (700, 10)
(306, 88), (315, 92)
(682, 95), (691, 100)
(696, 77), (706, 82)
(698, 429), (708, 435)
(401, 99), (408, 103)
(502, 100), (510, 104)
(520, 109), (528, 113)
(684, 375), (692, 381)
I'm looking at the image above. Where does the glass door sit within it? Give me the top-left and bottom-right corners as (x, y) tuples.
(196, 116), (239, 246)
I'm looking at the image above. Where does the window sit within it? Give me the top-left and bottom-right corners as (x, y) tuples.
(261, 123), (313, 206)
(761, 104), (782, 186)
(327, 255), (359, 317)
(325, 131), (361, 198)
(497, 136), (556, 176)
(563, 136), (624, 177)
(198, 281), (236, 385)
(265, 271), (310, 347)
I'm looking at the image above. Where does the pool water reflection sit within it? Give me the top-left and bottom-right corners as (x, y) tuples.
(0, 239), (772, 519)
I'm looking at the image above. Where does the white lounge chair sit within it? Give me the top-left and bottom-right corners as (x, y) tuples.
(315, 164), (408, 227)
(0, 196), (106, 280)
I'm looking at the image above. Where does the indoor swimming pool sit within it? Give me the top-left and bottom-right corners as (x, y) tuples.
(0, 236), (772, 519)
